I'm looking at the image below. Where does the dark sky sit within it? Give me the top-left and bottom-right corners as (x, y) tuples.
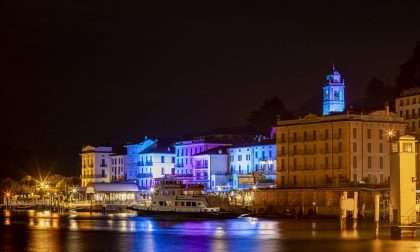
(0, 1), (419, 176)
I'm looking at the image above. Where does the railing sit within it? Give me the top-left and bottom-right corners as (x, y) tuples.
(80, 174), (107, 179)
(136, 173), (153, 178)
(194, 165), (208, 169)
(175, 164), (184, 168)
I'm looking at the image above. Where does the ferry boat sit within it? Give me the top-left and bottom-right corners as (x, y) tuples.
(135, 177), (241, 219)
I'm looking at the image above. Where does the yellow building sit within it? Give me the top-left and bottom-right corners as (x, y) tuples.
(80, 145), (113, 187)
(276, 109), (406, 187)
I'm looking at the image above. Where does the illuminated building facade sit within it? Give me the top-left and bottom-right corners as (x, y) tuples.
(395, 87), (420, 183)
(191, 147), (229, 191)
(125, 138), (156, 182)
(228, 139), (276, 189)
(174, 140), (231, 183)
(395, 87), (420, 134)
(137, 144), (175, 190)
(323, 65), (345, 116)
(80, 145), (113, 187)
(110, 149), (127, 182)
(276, 109), (406, 187)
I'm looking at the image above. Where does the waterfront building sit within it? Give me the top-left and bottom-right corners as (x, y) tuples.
(136, 143), (175, 190)
(124, 138), (156, 182)
(322, 65), (345, 116)
(395, 87), (420, 184)
(276, 109), (406, 187)
(191, 147), (229, 191)
(395, 87), (420, 134)
(174, 139), (231, 182)
(228, 138), (276, 189)
(85, 183), (139, 202)
(80, 145), (114, 187)
(110, 148), (127, 182)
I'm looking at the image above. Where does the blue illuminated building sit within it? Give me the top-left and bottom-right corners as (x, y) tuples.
(322, 65), (345, 115)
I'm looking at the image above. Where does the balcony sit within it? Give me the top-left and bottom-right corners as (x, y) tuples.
(175, 164), (184, 168)
(80, 174), (107, 179)
(137, 173), (153, 178)
(194, 165), (208, 169)
(137, 161), (153, 166)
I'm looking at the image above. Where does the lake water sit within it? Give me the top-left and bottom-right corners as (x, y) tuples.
(0, 210), (419, 251)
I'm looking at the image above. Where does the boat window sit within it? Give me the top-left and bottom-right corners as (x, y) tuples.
(181, 202), (185, 206)
(192, 202), (196, 207)
(186, 202), (191, 206)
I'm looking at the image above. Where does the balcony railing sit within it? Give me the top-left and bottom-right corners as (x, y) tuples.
(80, 174), (107, 179)
(136, 173), (153, 178)
(137, 161), (153, 166)
(175, 164), (184, 168)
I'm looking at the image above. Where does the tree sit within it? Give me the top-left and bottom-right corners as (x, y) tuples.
(363, 77), (396, 108)
(396, 41), (420, 93)
(246, 97), (294, 134)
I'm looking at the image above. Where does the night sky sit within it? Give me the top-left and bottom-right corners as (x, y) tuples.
(1, 1), (419, 177)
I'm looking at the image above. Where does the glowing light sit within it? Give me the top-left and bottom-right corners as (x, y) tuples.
(150, 188), (154, 193)
(252, 185), (257, 190)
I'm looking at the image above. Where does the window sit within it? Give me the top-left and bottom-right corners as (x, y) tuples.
(338, 156), (342, 169)
(281, 176), (284, 185)
(313, 157), (316, 169)
(280, 159), (285, 171)
(367, 143), (371, 153)
(313, 130), (316, 140)
(325, 157), (328, 169)
(293, 158), (297, 170)
(304, 131), (307, 141)
(412, 121), (416, 130)
(413, 98), (417, 104)
(281, 133), (285, 143)
(313, 144), (317, 154)
(338, 128), (342, 138)
(353, 128), (357, 138)
(325, 143), (329, 153)
(379, 143), (383, 153)
(379, 129), (383, 140)
(238, 155), (242, 161)
(293, 175), (297, 185)
(367, 129), (371, 139)
(293, 132), (297, 141)
(353, 142), (357, 152)
(161, 156), (165, 163)
(413, 108), (416, 117)
(338, 142), (342, 152)
(325, 129), (329, 139)
(380, 157), (383, 169)
(368, 157), (372, 169)
(186, 202), (191, 206)
(400, 100), (404, 106)
(161, 167), (165, 175)
(293, 145), (297, 155)
(192, 202), (196, 206)
(400, 111), (403, 117)
(403, 143), (413, 152)
(281, 146), (285, 155)
(181, 202), (185, 206)
(353, 156), (357, 169)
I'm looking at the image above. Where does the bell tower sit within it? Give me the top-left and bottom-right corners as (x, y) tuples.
(322, 65), (345, 116)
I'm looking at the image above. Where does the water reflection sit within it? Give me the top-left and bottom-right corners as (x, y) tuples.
(1, 211), (420, 252)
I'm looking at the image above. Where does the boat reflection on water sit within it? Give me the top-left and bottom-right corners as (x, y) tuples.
(1, 211), (420, 252)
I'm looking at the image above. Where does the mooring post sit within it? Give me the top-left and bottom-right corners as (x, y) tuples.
(374, 193), (380, 239)
(340, 191), (347, 229)
(353, 191), (358, 229)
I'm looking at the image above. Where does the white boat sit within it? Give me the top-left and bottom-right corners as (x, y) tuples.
(135, 177), (240, 219)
